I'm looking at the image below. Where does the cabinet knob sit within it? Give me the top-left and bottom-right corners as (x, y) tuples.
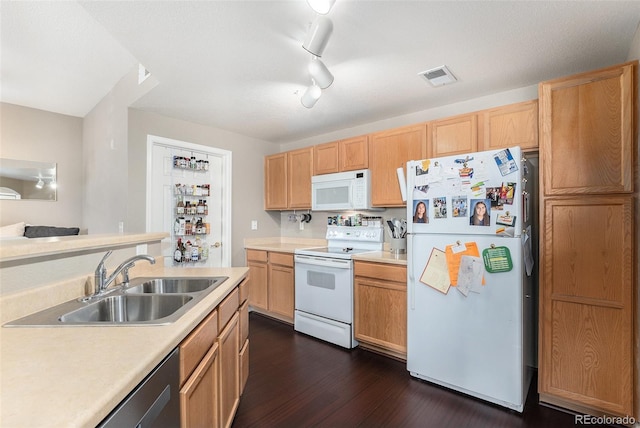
(212, 242), (222, 248)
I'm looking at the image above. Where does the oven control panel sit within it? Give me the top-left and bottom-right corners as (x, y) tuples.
(326, 225), (383, 243)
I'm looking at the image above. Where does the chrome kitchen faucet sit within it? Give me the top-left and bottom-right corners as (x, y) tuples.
(93, 251), (156, 296)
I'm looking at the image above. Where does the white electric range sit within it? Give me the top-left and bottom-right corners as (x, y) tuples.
(293, 225), (384, 348)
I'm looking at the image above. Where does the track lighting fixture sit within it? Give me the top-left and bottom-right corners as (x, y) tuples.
(308, 57), (334, 89)
(302, 16), (333, 57)
(301, 84), (322, 108)
(35, 179), (44, 190)
(307, 0), (336, 15)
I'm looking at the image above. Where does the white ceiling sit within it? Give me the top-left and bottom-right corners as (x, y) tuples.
(2, 1), (639, 144)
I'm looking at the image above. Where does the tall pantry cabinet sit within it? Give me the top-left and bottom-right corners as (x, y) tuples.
(538, 61), (637, 418)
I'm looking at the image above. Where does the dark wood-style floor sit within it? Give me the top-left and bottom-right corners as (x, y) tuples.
(232, 313), (579, 428)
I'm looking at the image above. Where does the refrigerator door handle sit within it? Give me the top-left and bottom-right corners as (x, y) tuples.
(407, 234), (415, 310)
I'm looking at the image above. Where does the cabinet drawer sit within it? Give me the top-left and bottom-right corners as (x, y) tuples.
(239, 300), (249, 345)
(246, 249), (267, 262)
(179, 309), (218, 384)
(240, 339), (249, 395)
(354, 261), (406, 283)
(239, 277), (249, 303)
(218, 287), (239, 332)
(269, 252), (293, 267)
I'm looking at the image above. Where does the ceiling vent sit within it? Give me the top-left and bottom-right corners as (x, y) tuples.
(418, 65), (457, 87)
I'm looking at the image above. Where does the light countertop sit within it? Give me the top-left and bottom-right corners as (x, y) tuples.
(244, 238), (407, 266)
(0, 266), (248, 428)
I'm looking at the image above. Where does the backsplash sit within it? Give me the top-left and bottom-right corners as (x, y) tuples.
(279, 207), (405, 243)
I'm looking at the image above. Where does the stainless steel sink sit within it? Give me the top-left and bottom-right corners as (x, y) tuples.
(59, 294), (193, 324)
(123, 277), (226, 294)
(4, 276), (228, 327)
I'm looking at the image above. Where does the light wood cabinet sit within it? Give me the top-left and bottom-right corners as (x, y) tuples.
(428, 112), (478, 157)
(267, 252), (295, 321)
(245, 249), (295, 324)
(480, 100), (538, 152)
(246, 249), (268, 311)
(540, 62), (634, 195)
(287, 147), (313, 208)
(538, 61), (637, 419)
(218, 312), (240, 428)
(264, 153), (287, 210)
(369, 124), (426, 207)
(339, 135), (368, 171)
(314, 141), (340, 175)
(179, 309), (219, 428)
(180, 343), (219, 428)
(354, 261), (407, 360)
(314, 135), (369, 175)
(238, 279), (249, 395)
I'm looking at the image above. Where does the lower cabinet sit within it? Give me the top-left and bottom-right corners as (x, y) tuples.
(246, 249), (294, 323)
(354, 261), (407, 360)
(179, 278), (249, 428)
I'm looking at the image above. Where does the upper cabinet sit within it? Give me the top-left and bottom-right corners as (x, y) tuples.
(313, 135), (369, 175)
(369, 124), (426, 207)
(264, 147), (313, 210)
(428, 112), (478, 157)
(539, 62), (635, 195)
(480, 100), (538, 152)
(264, 153), (287, 210)
(339, 135), (369, 171)
(313, 142), (339, 175)
(287, 147), (313, 209)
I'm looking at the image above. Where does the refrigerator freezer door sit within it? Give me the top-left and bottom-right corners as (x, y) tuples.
(407, 233), (527, 411)
(407, 146), (523, 237)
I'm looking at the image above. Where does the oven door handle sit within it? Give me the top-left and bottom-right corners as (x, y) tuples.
(294, 255), (352, 269)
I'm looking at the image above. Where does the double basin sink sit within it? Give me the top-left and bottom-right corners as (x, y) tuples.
(5, 277), (228, 327)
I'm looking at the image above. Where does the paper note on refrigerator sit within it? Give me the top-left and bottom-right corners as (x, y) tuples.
(444, 242), (483, 286)
(457, 255), (485, 297)
(420, 248), (451, 294)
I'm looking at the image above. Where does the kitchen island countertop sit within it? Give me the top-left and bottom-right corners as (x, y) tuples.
(0, 265), (248, 428)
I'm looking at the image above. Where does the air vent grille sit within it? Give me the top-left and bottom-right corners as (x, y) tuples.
(418, 65), (457, 87)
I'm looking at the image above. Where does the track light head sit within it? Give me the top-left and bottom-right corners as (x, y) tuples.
(308, 58), (334, 89)
(302, 16), (333, 57)
(301, 84), (322, 108)
(307, 0), (336, 15)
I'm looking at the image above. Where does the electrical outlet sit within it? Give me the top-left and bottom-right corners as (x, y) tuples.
(251, 220), (258, 230)
(299, 221), (304, 231)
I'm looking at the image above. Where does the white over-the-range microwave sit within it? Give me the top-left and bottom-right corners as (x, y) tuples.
(311, 169), (377, 211)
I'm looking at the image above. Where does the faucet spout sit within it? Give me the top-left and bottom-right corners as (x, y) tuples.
(94, 252), (156, 296)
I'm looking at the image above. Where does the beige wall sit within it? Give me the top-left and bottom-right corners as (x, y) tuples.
(127, 109), (281, 267)
(83, 65), (158, 234)
(0, 103), (83, 227)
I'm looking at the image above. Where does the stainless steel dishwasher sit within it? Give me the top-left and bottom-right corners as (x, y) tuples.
(98, 348), (180, 428)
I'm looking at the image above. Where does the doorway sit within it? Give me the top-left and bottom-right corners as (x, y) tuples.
(146, 135), (232, 267)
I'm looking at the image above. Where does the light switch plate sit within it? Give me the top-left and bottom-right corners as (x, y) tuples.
(251, 220), (258, 230)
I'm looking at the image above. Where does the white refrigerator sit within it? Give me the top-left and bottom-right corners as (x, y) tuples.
(405, 146), (535, 412)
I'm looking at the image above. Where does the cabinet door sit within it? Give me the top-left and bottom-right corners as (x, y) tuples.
(264, 153), (288, 209)
(428, 112), (478, 157)
(180, 343), (219, 428)
(369, 124), (426, 207)
(247, 260), (268, 311)
(539, 196), (633, 416)
(268, 261), (294, 321)
(481, 100), (538, 152)
(539, 62), (635, 195)
(288, 147), (313, 209)
(339, 135), (368, 171)
(218, 312), (240, 428)
(354, 262), (407, 358)
(314, 141), (339, 175)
